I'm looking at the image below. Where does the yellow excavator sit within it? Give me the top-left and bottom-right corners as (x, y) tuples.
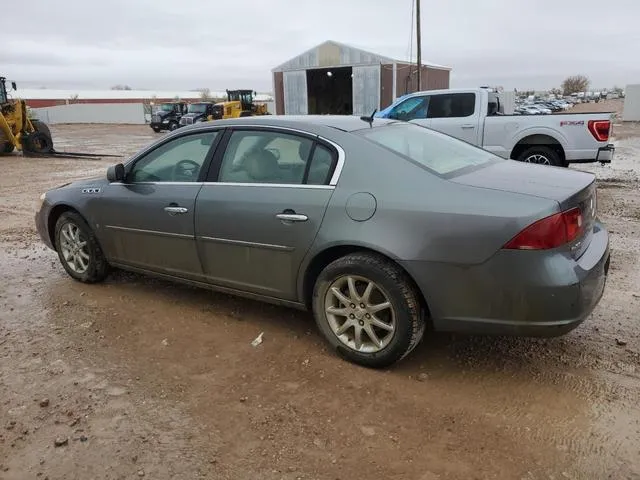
(0, 76), (54, 155)
(211, 89), (270, 120)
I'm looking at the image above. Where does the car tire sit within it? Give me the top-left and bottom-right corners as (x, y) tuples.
(169, 121), (179, 131)
(54, 211), (109, 283)
(312, 252), (426, 368)
(516, 146), (565, 167)
(152, 126), (161, 133)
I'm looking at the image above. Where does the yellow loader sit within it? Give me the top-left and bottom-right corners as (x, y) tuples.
(0, 76), (54, 155)
(212, 89), (270, 120)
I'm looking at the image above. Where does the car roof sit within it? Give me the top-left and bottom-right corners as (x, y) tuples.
(188, 115), (399, 133)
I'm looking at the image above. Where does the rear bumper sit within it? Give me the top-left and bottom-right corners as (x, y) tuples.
(401, 223), (610, 337)
(568, 144), (614, 164)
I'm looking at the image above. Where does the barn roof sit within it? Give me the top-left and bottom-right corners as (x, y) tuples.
(272, 40), (451, 73)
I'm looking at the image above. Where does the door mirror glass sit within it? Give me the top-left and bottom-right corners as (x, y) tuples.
(107, 163), (125, 182)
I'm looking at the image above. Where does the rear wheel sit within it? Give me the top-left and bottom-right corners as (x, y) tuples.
(516, 146), (564, 167)
(312, 252), (426, 368)
(152, 126), (161, 133)
(54, 212), (109, 283)
(31, 119), (52, 140)
(169, 121), (179, 131)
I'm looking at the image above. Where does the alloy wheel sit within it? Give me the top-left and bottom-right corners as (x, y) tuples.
(324, 275), (396, 353)
(524, 154), (551, 165)
(59, 222), (90, 274)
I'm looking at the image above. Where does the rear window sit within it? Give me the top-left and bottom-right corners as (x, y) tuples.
(356, 122), (501, 176)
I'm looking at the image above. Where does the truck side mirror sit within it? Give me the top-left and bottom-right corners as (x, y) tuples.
(11, 82), (17, 90)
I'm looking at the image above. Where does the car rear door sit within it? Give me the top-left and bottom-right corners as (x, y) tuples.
(426, 91), (481, 145)
(194, 126), (340, 300)
(96, 129), (221, 279)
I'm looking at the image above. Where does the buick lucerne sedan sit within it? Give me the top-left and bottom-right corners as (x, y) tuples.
(35, 115), (610, 368)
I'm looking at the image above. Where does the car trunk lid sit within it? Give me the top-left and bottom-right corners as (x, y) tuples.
(451, 160), (597, 258)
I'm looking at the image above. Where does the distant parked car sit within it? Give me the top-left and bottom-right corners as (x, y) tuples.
(35, 115), (611, 368)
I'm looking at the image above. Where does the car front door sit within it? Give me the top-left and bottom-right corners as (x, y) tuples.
(97, 130), (221, 279)
(426, 92), (481, 145)
(194, 127), (339, 300)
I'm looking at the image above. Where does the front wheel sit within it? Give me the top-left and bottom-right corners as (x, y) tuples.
(312, 252), (425, 368)
(169, 121), (179, 131)
(516, 146), (565, 167)
(55, 212), (109, 283)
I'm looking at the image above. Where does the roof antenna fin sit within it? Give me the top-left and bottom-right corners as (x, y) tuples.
(359, 109), (377, 127)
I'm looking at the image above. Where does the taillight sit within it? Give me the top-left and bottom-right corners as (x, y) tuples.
(588, 120), (610, 142)
(503, 207), (583, 250)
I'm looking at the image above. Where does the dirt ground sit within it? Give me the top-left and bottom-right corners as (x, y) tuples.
(1, 121), (639, 480)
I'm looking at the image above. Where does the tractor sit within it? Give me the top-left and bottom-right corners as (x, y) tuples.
(0, 76), (54, 155)
(211, 89), (270, 120)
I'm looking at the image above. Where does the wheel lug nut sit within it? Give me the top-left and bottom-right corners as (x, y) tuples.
(365, 314), (371, 319)
(358, 320), (364, 326)
(349, 314), (355, 319)
(350, 303), (356, 308)
(360, 303), (365, 308)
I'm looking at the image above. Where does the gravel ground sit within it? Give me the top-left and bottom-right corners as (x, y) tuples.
(0, 123), (639, 479)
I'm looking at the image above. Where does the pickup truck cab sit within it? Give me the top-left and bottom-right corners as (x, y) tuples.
(375, 88), (614, 167)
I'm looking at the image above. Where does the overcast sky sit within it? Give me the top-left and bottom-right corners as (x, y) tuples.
(3, 0), (639, 92)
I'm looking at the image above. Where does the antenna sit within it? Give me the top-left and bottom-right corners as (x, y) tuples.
(359, 109), (378, 127)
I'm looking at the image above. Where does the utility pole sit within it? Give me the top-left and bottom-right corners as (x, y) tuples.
(416, 0), (422, 92)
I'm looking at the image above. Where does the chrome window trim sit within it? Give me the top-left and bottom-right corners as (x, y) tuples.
(108, 181), (333, 190)
(121, 123), (347, 186)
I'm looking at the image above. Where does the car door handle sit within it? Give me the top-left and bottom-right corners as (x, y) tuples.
(461, 124), (476, 129)
(276, 213), (308, 222)
(164, 206), (188, 215)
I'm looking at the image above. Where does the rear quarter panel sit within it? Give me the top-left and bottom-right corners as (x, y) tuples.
(298, 130), (558, 300)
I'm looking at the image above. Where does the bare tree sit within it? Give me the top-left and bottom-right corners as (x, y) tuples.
(561, 75), (589, 96)
(111, 84), (133, 90)
(549, 87), (562, 97)
(199, 88), (212, 101)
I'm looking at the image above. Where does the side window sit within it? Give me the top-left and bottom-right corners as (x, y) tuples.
(306, 144), (335, 185)
(427, 93), (476, 119)
(128, 131), (218, 183)
(218, 130), (314, 184)
(390, 96), (429, 121)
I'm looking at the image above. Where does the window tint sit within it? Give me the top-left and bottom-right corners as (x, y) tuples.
(306, 144), (335, 185)
(427, 93), (476, 119)
(218, 130), (315, 184)
(390, 96), (428, 121)
(357, 122), (499, 176)
(128, 131), (218, 183)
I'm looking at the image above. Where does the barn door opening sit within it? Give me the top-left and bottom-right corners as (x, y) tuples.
(306, 67), (353, 115)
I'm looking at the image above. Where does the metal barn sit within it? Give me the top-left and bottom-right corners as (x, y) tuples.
(271, 40), (451, 116)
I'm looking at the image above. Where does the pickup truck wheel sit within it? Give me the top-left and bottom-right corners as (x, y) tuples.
(152, 126), (161, 133)
(169, 121), (179, 131)
(517, 146), (564, 167)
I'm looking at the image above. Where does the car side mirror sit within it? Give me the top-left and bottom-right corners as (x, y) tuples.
(107, 163), (125, 182)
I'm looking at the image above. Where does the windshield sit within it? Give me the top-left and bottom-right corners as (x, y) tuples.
(160, 104), (175, 112)
(357, 122), (501, 176)
(188, 104), (207, 114)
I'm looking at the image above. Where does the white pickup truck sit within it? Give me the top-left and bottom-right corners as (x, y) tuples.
(375, 88), (615, 167)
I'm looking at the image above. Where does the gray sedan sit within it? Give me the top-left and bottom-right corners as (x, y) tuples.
(35, 116), (610, 368)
